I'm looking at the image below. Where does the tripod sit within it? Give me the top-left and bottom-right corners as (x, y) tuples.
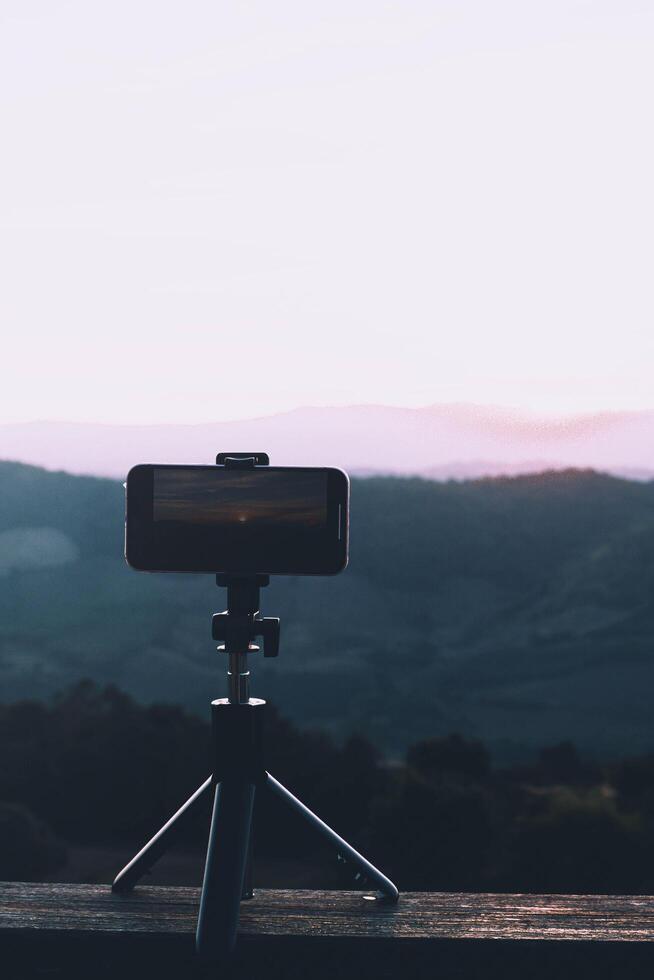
(112, 455), (399, 962)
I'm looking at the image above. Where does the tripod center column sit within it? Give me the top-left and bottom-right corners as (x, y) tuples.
(228, 651), (250, 704)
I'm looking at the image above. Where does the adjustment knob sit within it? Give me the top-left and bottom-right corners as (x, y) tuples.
(259, 617), (280, 658)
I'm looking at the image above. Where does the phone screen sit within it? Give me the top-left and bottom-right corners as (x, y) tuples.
(126, 464), (348, 576)
(153, 468), (328, 528)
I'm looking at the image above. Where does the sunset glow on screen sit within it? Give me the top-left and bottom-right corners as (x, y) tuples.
(153, 469), (328, 528)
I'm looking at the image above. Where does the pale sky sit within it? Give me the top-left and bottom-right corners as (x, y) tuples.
(1, 0), (653, 424)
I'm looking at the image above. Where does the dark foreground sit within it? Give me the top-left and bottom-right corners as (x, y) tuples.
(3, 882), (654, 979)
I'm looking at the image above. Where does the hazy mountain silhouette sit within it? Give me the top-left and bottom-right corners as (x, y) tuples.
(1, 460), (654, 761)
(1, 404), (654, 480)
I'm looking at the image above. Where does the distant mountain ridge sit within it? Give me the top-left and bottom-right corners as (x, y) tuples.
(1, 404), (653, 480)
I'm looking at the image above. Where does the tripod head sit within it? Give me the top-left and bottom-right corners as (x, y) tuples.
(212, 453), (280, 703)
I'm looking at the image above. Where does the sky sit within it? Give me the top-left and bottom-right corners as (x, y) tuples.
(1, 0), (653, 424)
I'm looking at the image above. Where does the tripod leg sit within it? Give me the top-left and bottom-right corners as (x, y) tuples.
(241, 827), (255, 900)
(112, 776), (212, 893)
(196, 779), (256, 961)
(266, 772), (399, 902)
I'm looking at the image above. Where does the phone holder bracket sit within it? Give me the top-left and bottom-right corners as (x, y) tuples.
(215, 452), (270, 467)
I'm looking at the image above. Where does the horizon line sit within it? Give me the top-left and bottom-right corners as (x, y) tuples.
(2, 401), (654, 429)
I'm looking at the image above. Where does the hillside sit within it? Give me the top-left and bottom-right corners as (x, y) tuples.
(1, 461), (654, 761)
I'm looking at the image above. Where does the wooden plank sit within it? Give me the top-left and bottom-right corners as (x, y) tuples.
(3, 884), (654, 979)
(2, 882), (654, 942)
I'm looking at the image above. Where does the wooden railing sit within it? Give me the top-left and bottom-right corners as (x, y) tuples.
(2, 883), (654, 978)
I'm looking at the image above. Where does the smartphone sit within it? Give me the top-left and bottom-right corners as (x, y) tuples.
(125, 464), (349, 575)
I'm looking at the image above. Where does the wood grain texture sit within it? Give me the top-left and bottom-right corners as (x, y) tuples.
(4, 885), (654, 979)
(2, 882), (654, 943)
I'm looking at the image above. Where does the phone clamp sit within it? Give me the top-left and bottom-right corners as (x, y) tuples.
(112, 452), (398, 963)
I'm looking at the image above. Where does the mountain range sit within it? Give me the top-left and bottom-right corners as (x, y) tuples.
(1, 459), (653, 762)
(1, 404), (654, 480)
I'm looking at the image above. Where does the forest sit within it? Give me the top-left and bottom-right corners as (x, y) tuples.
(2, 681), (654, 895)
(1, 461), (654, 760)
